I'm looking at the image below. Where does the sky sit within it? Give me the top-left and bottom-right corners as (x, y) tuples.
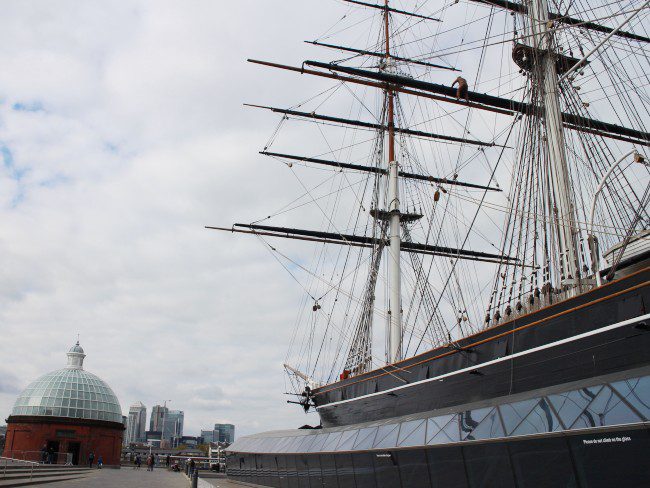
(0, 0), (349, 437)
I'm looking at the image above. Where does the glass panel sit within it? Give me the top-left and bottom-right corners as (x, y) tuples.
(465, 408), (504, 440)
(336, 430), (358, 451)
(500, 398), (539, 435)
(398, 419), (426, 447)
(293, 435), (312, 452)
(548, 386), (603, 428)
(610, 376), (650, 420)
(427, 414), (460, 445)
(373, 423), (399, 449)
(511, 398), (561, 436)
(569, 386), (642, 429)
(460, 407), (492, 440)
(308, 433), (329, 452)
(322, 432), (343, 452)
(300, 435), (319, 453)
(353, 427), (377, 450)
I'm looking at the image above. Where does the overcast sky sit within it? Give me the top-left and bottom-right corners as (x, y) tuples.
(0, 0), (357, 437)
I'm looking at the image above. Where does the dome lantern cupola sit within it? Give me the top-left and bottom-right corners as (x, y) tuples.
(66, 341), (86, 369)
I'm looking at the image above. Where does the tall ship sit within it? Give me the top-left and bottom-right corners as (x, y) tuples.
(214, 0), (650, 486)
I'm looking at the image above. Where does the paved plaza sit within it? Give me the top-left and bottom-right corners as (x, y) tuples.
(34, 469), (253, 488)
(202, 474), (252, 487)
(43, 468), (189, 487)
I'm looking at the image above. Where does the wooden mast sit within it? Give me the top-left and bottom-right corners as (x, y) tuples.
(384, 0), (402, 364)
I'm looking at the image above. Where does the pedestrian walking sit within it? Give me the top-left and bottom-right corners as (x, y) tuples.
(166, 454), (171, 467)
(135, 454), (142, 469)
(88, 452), (94, 468)
(97, 456), (103, 469)
(147, 454), (154, 471)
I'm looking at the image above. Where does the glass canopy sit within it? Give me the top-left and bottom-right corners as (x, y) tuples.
(228, 374), (649, 454)
(10, 342), (123, 424)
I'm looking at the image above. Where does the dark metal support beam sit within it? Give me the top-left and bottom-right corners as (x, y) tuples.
(230, 223), (517, 263)
(342, 0), (441, 22)
(245, 104), (497, 147)
(261, 151), (501, 191)
(471, 0), (650, 43)
(306, 41), (459, 71)
(247, 59), (515, 116)
(304, 60), (650, 146)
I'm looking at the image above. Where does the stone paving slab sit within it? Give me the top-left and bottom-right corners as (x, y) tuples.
(0, 475), (89, 487)
(41, 468), (188, 487)
(201, 475), (262, 488)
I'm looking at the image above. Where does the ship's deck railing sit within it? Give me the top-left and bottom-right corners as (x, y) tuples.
(487, 281), (596, 328)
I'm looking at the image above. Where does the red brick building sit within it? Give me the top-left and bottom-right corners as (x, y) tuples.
(2, 342), (125, 466)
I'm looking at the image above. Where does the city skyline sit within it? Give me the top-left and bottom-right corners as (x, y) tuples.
(124, 399), (235, 442)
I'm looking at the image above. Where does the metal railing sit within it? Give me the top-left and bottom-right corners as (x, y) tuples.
(1, 456), (40, 481)
(3, 450), (73, 465)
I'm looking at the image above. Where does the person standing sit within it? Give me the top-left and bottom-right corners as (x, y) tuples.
(97, 456), (103, 469)
(88, 452), (94, 468)
(166, 454), (171, 467)
(135, 454), (142, 469)
(147, 454), (154, 472)
(451, 76), (469, 102)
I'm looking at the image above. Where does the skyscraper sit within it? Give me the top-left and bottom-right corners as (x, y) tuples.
(214, 423), (235, 444)
(201, 429), (214, 444)
(125, 402), (147, 445)
(166, 410), (184, 440)
(149, 405), (167, 432)
(150, 405), (183, 443)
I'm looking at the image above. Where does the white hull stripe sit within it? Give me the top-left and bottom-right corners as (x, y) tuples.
(317, 313), (650, 410)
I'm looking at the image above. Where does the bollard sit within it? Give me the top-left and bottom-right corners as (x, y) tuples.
(191, 470), (198, 488)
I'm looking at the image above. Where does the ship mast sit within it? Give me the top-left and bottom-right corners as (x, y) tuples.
(527, 0), (580, 286)
(384, 0), (402, 363)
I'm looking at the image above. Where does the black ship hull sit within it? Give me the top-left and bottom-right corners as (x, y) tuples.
(314, 266), (650, 427)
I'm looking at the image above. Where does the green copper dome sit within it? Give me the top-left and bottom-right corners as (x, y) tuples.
(10, 342), (123, 424)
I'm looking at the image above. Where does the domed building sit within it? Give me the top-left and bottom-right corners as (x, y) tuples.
(2, 342), (125, 466)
